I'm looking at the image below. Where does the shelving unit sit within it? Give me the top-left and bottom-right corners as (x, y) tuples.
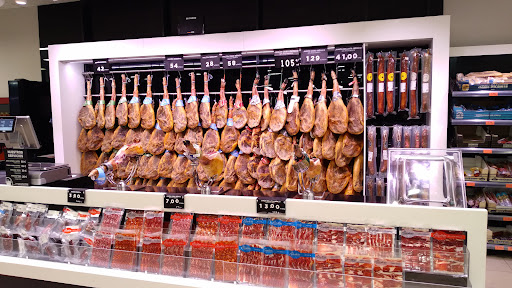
(465, 181), (512, 188)
(452, 90), (512, 97)
(458, 148), (512, 155)
(487, 244), (512, 251)
(451, 119), (512, 126)
(488, 214), (512, 221)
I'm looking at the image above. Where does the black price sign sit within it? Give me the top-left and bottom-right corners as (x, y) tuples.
(256, 197), (286, 214)
(334, 44), (364, 63)
(93, 59), (111, 73)
(5, 149), (29, 186)
(68, 189), (85, 204)
(222, 53), (243, 69)
(164, 193), (185, 209)
(164, 56), (184, 71)
(274, 49), (300, 68)
(301, 47), (328, 65)
(201, 54), (221, 70)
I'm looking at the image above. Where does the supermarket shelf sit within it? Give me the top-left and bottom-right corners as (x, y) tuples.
(487, 244), (512, 252)
(457, 147), (512, 155)
(488, 214), (512, 221)
(465, 181), (512, 188)
(452, 90), (512, 97)
(451, 119), (512, 126)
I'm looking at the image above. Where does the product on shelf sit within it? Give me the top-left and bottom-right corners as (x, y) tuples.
(61, 224), (82, 263)
(403, 126), (412, 148)
(376, 52), (386, 115)
(285, 71), (300, 136)
(173, 76), (187, 133)
(367, 126), (377, 176)
(376, 177), (385, 197)
(400, 228), (431, 272)
(238, 238), (264, 285)
(111, 229), (137, 271)
(262, 241), (290, 288)
(143, 210), (164, 235)
(380, 126), (389, 174)
(328, 70), (348, 134)
(373, 257), (403, 288)
(392, 125), (402, 148)
(456, 70), (512, 88)
(127, 74), (141, 129)
(366, 52), (375, 119)
(168, 213), (193, 236)
(347, 69), (364, 135)
(315, 245), (343, 288)
(420, 49), (432, 113)
(195, 214), (219, 237)
(386, 51), (396, 115)
(432, 230), (466, 274)
(346, 224), (368, 255)
(485, 190), (512, 208)
(188, 235), (215, 280)
(344, 255), (373, 288)
(139, 232), (162, 274)
(408, 48), (420, 119)
(463, 156), (489, 181)
(161, 233), (188, 277)
(295, 220), (316, 246)
(312, 73), (328, 138)
(89, 230), (114, 268)
(241, 217), (267, 239)
(95, 77), (106, 129)
(412, 126), (421, 148)
(124, 210), (144, 240)
(99, 207), (124, 231)
(288, 245), (315, 288)
(399, 51), (409, 111)
(490, 126), (512, 148)
(317, 222), (345, 246)
(78, 79), (96, 129)
(214, 237), (238, 282)
(367, 225), (396, 256)
(247, 73), (262, 129)
(300, 70), (316, 133)
(268, 218), (296, 242)
(486, 158), (512, 182)
(218, 215), (241, 237)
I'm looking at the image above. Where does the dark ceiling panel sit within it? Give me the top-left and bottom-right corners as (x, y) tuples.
(38, 2), (83, 47)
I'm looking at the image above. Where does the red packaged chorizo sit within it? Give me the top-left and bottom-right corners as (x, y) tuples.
(421, 125), (430, 148)
(366, 52), (375, 119)
(111, 229), (138, 271)
(139, 232), (162, 274)
(408, 49), (421, 119)
(399, 51), (409, 111)
(412, 125), (421, 148)
(168, 212), (193, 237)
(376, 52), (386, 115)
(161, 234), (188, 277)
(195, 214), (219, 237)
(403, 126), (412, 148)
(214, 236), (238, 282)
(385, 51), (396, 115)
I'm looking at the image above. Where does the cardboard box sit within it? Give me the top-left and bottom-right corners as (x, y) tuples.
(489, 126), (512, 148)
(487, 157), (512, 183)
(455, 126), (491, 148)
(490, 110), (512, 120)
(463, 156), (489, 181)
(452, 106), (490, 120)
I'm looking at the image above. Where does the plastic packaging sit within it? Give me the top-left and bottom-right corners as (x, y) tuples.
(241, 217), (267, 239)
(262, 241), (290, 288)
(0, 202), (13, 228)
(111, 229), (137, 271)
(376, 52), (386, 115)
(83, 208), (101, 236)
(195, 214), (219, 237)
(99, 207), (124, 231)
(366, 177), (376, 197)
(143, 210), (164, 235)
(218, 215), (241, 237)
(432, 230), (466, 274)
(295, 220), (316, 246)
(238, 238), (264, 285)
(188, 235), (215, 280)
(345, 224), (367, 255)
(139, 232), (162, 274)
(367, 126), (377, 176)
(168, 213), (193, 237)
(376, 177), (386, 197)
(288, 244), (315, 288)
(402, 126), (412, 148)
(124, 210), (144, 240)
(368, 225), (396, 256)
(373, 257), (403, 288)
(366, 52), (375, 119)
(400, 228), (431, 272)
(412, 125), (421, 148)
(89, 230), (114, 268)
(344, 255), (373, 288)
(214, 236), (238, 282)
(61, 225), (82, 263)
(18, 231), (41, 259)
(0, 226), (13, 255)
(161, 233), (188, 277)
(380, 126), (389, 175)
(408, 49), (421, 119)
(421, 125), (430, 148)
(399, 51), (409, 111)
(268, 218), (296, 242)
(420, 49), (432, 113)
(317, 222), (344, 245)
(392, 125), (403, 148)
(39, 210), (61, 261)
(316, 245), (343, 288)
(11, 203), (28, 233)
(386, 51), (396, 115)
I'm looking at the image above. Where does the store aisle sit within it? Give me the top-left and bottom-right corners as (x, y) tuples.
(487, 252), (512, 287)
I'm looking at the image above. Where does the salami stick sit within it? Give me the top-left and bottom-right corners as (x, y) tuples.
(386, 52), (395, 114)
(421, 49), (432, 113)
(366, 52), (375, 119)
(409, 49), (420, 119)
(376, 52), (385, 115)
(399, 52), (409, 111)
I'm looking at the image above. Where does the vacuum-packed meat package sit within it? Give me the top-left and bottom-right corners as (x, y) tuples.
(238, 238), (264, 285)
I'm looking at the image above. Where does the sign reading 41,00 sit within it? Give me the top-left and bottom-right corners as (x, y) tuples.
(334, 44), (364, 63)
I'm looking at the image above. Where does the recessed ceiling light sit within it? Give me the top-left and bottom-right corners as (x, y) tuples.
(15, 0), (27, 5)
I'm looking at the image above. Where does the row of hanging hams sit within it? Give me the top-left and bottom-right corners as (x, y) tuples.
(77, 69), (364, 197)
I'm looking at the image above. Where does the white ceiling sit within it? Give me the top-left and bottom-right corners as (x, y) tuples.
(0, 0), (79, 10)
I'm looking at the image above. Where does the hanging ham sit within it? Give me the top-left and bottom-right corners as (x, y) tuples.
(248, 154), (261, 179)
(96, 152), (109, 169)
(77, 128), (88, 152)
(105, 78), (116, 130)
(299, 132), (313, 156)
(285, 158), (298, 192)
(173, 77), (187, 133)
(186, 72), (200, 128)
(170, 155), (194, 184)
(235, 153), (256, 184)
(116, 74), (129, 127)
(285, 70), (300, 136)
(112, 126), (129, 149)
(87, 126), (104, 151)
(269, 157), (287, 186)
(322, 129), (337, 160)
(128, 74), (141, 129)
(257, 157), (274, 189)
(184, 126), (203, 150)
(147, 125), (165, 155)
(156, 76), (173, 132)
(342, 133), (363, 158)
(269, 79), (288, 132)
(140, 128), (153, 153)
(312, 73), (328, 138)
(158, 151), (177, 179)
(299, 69), (315, 133)
(94, 77), (106, 129)
(198, 151), (224, 181)
(174, 132), (186, 155)
(199, 72), (212, 129)
(223, 150), (239, 184)
(260, 129), (277, 159)
(238, 128), (252, 154)
(247, 73), (262, 128)
(274, 132), (293, 161)
(327, 70), (348, 134)
(140, 75), (155, 129)
(347, 70), (364, 135)
(164, 130), (177, 152)
(125, 127), (143, 146)
(220, 97), (239, 153)
(101, 129), (114, 153)
(353, 153), (363, 193)
(312, 137), (323, 160)
(335, 134), (352, 167)
(233, 78), (248, 129)
(251, 127), (262, 155)
(146, 155), (162, 180)
(260, 75), (271, 131)
(80, 151), (98, 176)
(202, 105), (220, 154)
(215, 77), (228, 129)
(78, 79), (96, 129)
(326, 160), (351, 194)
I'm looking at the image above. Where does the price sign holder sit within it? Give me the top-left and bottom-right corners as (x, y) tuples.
(274, 49), (300, 68)
(68, 189), (86, 204)
(334, 44), (364, 63)
(5, 149), (29, 186)
(93, 59), (111, 74)
(164, 55), (185, 71)
(164, 193), (185, 209)
(256, 197), (286, 214)
(201, 54), (221, 70)
(301, 46), (328, 65)
(222, 53), (243, 69)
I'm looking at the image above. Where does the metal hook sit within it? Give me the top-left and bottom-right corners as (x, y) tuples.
(208, 73), (213, 82)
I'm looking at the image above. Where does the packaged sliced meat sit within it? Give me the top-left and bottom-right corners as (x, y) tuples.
(376, 177), (385, 197)
(195, 214), (219, 237)
(214, 237), (238, 282)
(317, 222), (345, 245)
(139, 232), (162, 274)
(412, 125), (421, 148)
(142, 210), (164, 235)
(186, 72), (200, 129)
(105, 78), (116, 130)
(432, 230), (466, 274)
(248, 74), (263, 128)
(127, 74), (141, 129)
(238, 238), (264, 285)
(385, 51), (396, 115)
(399, 51), (409, 111)
(373, 257), (403, 288)
(312, 73), (328, 138)
(347, 69), (364, 135)
(344, 255), (373, 288)
(287, 245), (315, 288)
(295, 220), (316, 246)
(345, 224), (368, 255)
(300, 69), (315, 133)
(316, 246), (343, 288)
(421, 125), (429, 148)
(392, 125), (403, 148)
(156, 76), (173, 132)
(111, 230), (138, 271)
(376, 52), (386, 115)
(116, 74), (129, 127)
(199, 72), (212, 129)
(78, 79), (96, 129)
(241, 217), (267, 239)
(285, 71), (300, 136)
(421, 49), (432, 113)
(366, 52), (375, 119)
(400, 228), (431, 272)
(173, 77), (187, 133)
(403, 126), (412, 148)
(168, 212), (193, 236)
(408, 49), (421, 119)
(261, 241), (290, 288)
(161, 233), (188, 277)
(368, 225), (396, 256)
(269, 79), (288, 132)
(268, 218), (296, 242)
(140, 75), (156, 129)
(188, 235), (215, 280)
(218, 215), (241, 237)
(89, 230), (114, 268)
(379, 126), (389, 175)
(123, 210), (144, 241)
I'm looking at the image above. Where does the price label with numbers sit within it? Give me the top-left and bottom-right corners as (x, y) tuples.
(301, 47), (328, 65)
(222, 53), (243, 69)
(68, 189), (85, 204)
(164, 56), (184, 71)
(93, 59), (111, 74)
(334, 44), (364, 63)
(256, 197), (286, 214)
(164, 193), (185, 209)
(274, 49), (300, 68)
(201, 54), (221, 70)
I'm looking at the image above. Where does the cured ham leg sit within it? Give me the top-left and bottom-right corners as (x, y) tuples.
(220, 97), (240, 153)
(247, 73), (262, 128)
(299, 70), (315, 133)
(105, 78), (116, 130)
(312, 73), (328, 138)
(116, 74), (128, 126)
(269, 79), (288, 132)
(215, 77), (228, 129)
(141, 75), (156, 129)
(156, 76), (173, 132)
(78, 79), (96, 129)
(233, 78), (248, 129)
(327, 70), (348, 134)
(128, 74), (141, 129)
(173, 77), (187, 133)
(347, 70), (364, 135)
(260, 75), (271, 131)
(202, 103), (220, 154)
(199, 72), (212, 129)
(285, 70), (300, 136)
(185, 72), (200, 128)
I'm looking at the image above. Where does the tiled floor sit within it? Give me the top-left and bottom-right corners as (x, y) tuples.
(487, 251), (512, 288)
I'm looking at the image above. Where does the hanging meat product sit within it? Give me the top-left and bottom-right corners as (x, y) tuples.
(136, 154), (150, 179)
(125, 127), (143, 146)
(186, 72), (200, 128)
(247, 73), (262, 128)
(147, 125), (165, 155)
(328, 70), (348, 134)
(223, 150), (238, 184)
(257, 157), (274, 189)
(94, 77), (105, 129)
(199, 72), (212, 129)
(233, 78), (248, 129)
(326, 160), (351, 194)
(156, 76), (173, 132)
(342, 133), (363, 158)
(78, 128), (88, 152)
(116, 74), (129, 127)
(215, 77), (228, 129)
(248, 154), (261, 179)
(198, 151), (224, 181)
(347, 70), (364, 135)
(285, 158), (298, 192)
(399, 52), (409, 111)
(112, 126), (129, 149)
(146, 155), (162, 180)
(312, 137), (323, 160)
(260, 75), (271, 131)
(140, 128), (153, 153)
(220, 97), (239, 153)
(269, 157), (287, 186)
(274, 132), (293, 161)
(312, 73), (328, 138)
(238, 128), (252, 154)
(202, 108), (220, 154)
(285, 71), (300, 136)
(251, 127), (262, 155)
(386, 52), (396, 114)
(185, 126), (203, 150)
(235, 153), (256, 184)
(421, 49), (432, 113)
(335, 134), (352, 167)
(376, 52), (385, 115)
(269, 79), (288, 132)
(409, 49), (420, 119)
(164, 130), (176, 152)
(299, 132), (314, 156)
(80, 151), (98, 176)
(353, 153), (363, 193)
(78, 79), (96, 129)
(158, 151), (177, 179)
(173, 77), (187, 133)
(101, 129), (114, 153)
(321, 129), (337, 160)
(171, 155), (194, 184)
(96, 152), (109, 168)
(87, 126), (104, 151)
(260, 129), (277, 158)
(300, 70), (315, 133)
(174, 132), (186, 155)
(366, 52), (375, 118)
(105, 78), (116, 130)
(128, 74), (141, 128)
(307, 159), (327, 194)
